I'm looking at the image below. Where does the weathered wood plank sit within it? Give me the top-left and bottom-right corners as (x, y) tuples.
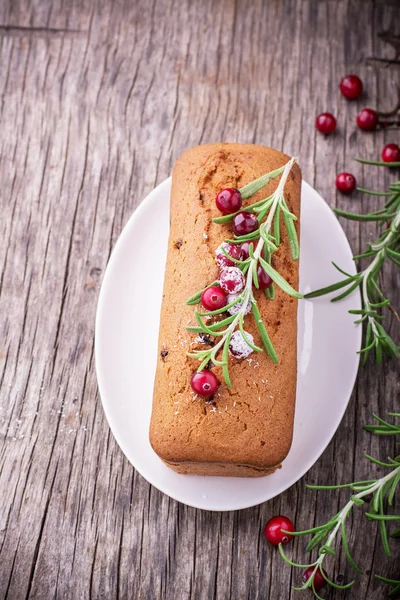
(0, 1), (399, 599)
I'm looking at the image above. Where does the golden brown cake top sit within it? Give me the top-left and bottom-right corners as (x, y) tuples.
(150, 143), (301, 470)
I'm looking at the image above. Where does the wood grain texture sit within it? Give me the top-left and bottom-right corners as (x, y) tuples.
(0, 0), (399, 598)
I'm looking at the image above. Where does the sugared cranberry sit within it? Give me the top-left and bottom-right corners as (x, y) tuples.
(240, 241), (256, 260)
(264, 515), (295, 546)
(233, 211), (259, 236)
(190, 370), (219, 397)
(215, 242), (242, 268)
(356, 108), (378, 131)
(229, 330), (254, 359)
(302, 567), (326, 592)
(336, 172), (356, 194)
(201, 286), (227, 311)
(218, 267), (245, 294)
(215, 188), (242, 215)
(340, 74), (363, 100)
(227, 293), (251, 315)
(382, 143), (400, 164)
(257, 265), (273, 290)
(315, 113), (337, 135)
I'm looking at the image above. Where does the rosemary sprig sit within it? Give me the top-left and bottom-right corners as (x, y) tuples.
(364, 412), (400, 436)
(186, 158), (301, 386)
(305, 170), (400, 364)
(278, 413), (400, 598)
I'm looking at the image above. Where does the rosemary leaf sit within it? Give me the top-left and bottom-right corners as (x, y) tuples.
(334, 207), (391, 222)
(331, 279), (360, 302)
(321, 570), (355, 590)
(239, 166), (285, 198)
(195, 311), (224, 336)
(222, 331), (232, 387)
(365, 513), (400, 521)
(258, 257), (302, 298)
(274, 204), (281, 246)
(341, 522), (363, 574)
(304, 276), (358, 299)
(277, 543), (316, 569)
(251, 301), (278, 363)
(282, 210), (299, 260)
(265, 285), (275, 300)
(355, 157), (400, 167)
(306, 523), (335, 551)
(356, 187), (393, 196)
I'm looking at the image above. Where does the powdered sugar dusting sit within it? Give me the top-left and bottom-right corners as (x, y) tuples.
(227, 293), (251, 315)
(218, 266), (245, 294)
(229, 330), (254, 359)
(215, 242), (241, 268)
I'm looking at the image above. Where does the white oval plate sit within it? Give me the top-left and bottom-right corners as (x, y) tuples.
(95, 177), (362, 511)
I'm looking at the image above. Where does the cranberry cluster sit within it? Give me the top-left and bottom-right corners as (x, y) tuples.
(315, 74), (400, 195)
(190, 189), (273, 398)
(264, 515), (326, 592)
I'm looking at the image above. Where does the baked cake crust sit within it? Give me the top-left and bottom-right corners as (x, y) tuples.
(150, 143), (301, 477)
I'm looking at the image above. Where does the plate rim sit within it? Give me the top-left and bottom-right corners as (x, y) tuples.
(95, 176), (362, 511)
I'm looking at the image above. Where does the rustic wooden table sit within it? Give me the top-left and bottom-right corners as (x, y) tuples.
(1, 1), (399, 598)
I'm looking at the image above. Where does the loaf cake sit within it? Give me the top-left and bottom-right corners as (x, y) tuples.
(150, 143), (301, 477)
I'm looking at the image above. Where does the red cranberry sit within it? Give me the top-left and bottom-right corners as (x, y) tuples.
(232, 212), (259, 236)
(215, 188), (242, 215)
(356, 108), (378, 131)
(218, 267), (245, 294)
(257, 265), (273, 290)
(190, 370), (219, 397)
(336, 172), (356, 194)
(340, 74), (363, 100)
(302, 567), (326, 592)
(315, 113), (336, 135)
(382, 143), (400, 164)
(240, 241), (256, 259)
(264, 515), (295, 546)
(215, 242), (242, 268)
(201, 286), (227, 311)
